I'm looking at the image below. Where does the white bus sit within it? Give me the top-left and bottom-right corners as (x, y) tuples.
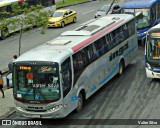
(145, 23), (160, 78)
(0, 0), (56, 39)
(12, 14), (138, 118)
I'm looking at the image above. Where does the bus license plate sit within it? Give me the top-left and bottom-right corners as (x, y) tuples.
(32, 115), (40, 118)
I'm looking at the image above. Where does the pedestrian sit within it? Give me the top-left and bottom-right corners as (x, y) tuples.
(0, 70), (5, 98)
(13, 54), (17, 61)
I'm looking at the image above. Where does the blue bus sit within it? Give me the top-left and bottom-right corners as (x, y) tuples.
(122, 0), (160, 43)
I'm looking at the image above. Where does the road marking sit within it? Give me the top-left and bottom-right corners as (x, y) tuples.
(82, 9), (95, 14)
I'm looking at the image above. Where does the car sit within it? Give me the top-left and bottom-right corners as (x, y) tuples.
(48, 9), (77, 28)
(95, 4), (121, 18)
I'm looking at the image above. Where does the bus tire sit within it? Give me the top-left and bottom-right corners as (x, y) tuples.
(73, 17), (77, 23)
(1, 28), (9, 40)
(75, 93), (83, 113)
(118, 60), (124, 77)
(61, 21), (65, 28)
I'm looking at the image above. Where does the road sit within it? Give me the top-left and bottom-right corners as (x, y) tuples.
(1, 1), (160, 128)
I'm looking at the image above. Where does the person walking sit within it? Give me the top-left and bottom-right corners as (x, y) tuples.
(0, 70), (5, 98)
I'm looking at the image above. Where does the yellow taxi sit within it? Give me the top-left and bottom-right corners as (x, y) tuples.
(48, 9), (77, 28)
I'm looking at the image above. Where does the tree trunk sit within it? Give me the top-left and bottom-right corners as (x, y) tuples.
(18, 29), (23, 56)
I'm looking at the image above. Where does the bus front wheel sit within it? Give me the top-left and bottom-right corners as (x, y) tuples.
(75, 93), (83, 113)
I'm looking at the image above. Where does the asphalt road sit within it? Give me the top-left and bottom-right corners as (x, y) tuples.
(1, 1), (160, 128)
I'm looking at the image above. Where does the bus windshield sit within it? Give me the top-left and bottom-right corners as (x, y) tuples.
(13, 63), (60, 103)
(123, 8), (150, 29)
(147, 33), (160, 60)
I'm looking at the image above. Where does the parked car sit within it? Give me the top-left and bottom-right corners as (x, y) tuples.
(95, 4), (121, 18)
(48, 9), (77, 28)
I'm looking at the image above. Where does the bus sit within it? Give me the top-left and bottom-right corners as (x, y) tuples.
(12, 14), (138, 118)
(122, 0), (160, 43)
(145, 23), (160, 78)
(0, 0), (56, 39)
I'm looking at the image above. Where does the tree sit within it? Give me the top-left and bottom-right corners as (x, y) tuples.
(0, 2), (51, 56)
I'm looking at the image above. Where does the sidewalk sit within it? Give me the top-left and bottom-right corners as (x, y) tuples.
(0, 88), (15, 119)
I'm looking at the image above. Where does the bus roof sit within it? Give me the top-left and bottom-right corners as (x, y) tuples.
(0, 0), (19, 7)
(122, 0), (160, 9)
(15, 14), (134, 63)
(147, 23), (160, 33)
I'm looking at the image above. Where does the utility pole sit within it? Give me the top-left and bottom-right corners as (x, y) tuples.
(106, 0), (116, 15)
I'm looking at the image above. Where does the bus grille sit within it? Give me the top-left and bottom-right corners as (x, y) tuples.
(25, 109), (47, 112)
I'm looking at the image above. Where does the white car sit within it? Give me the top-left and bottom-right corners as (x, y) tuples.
(95, 4), (121, 18)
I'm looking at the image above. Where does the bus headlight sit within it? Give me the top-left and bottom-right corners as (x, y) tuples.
(47, 105), (62, 112)
(16, 105), (25, 110)
(143, 31), (147, 34)
(146, 63), (152, 70)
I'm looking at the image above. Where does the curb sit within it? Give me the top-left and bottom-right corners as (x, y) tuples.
(57, 0), (95, 9)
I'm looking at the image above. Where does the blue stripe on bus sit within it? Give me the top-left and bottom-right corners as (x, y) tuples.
(91, 86), (97, 92)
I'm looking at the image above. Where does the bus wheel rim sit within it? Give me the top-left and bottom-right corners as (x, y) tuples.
(119, 63), (123, 74)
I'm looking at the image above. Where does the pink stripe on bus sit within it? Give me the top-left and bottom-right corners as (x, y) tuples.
(72, 19), (125, 53)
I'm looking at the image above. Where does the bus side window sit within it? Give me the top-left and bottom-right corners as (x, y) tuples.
(158, 3), (160, 18)
(87, 44), (98, 62)
(61, 58), (72, 97)
(122, 24), (129, 39)
(151, 4), (157, 25)
(104, 34), (111, 52)
(94, 37), (106, 56)
(73, 50), (89, 84)
(127, 20), (135, 36)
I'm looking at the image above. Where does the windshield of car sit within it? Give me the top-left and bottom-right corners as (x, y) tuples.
(13, 63), (60, 103)
(147, 33), (160, 60)
(123, 8), (150, 29)
(52, 12), (63, 17)
(99, 5), (110, 12)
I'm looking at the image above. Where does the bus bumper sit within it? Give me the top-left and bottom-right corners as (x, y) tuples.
(146, 68), (160, 78)
(15, 105), (66, 119)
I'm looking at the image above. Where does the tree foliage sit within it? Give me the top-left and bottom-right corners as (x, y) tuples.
(0, 2), (51, 55)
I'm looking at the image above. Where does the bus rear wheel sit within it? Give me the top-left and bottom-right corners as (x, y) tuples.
(118, 61), (124, 77)
(75, 93), (83, 113)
